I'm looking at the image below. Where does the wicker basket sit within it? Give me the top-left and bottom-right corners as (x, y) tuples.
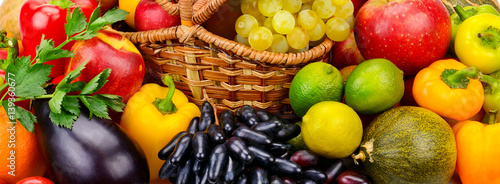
(113, 0), (334, 115)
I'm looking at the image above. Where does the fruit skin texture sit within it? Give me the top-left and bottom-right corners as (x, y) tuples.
(65, 29), (145, 103)
(0, 108), (46, 184)
(96, 0), (118, 13)
(354, 0), (451, 76)
(289, 62), (344, 117)
(330, 30), (365, 70)
(344, 58), (404, 115)
(15, 176), (53, 184)
(118, 0), (141, 29)
(134, 0), (180, 31)
(452, 119), (500, 184)
(302, 101), (363, 159)
(353, 106), (457, 184)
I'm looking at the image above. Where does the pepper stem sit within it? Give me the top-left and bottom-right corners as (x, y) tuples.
(479, 74), (500, 94)
(488, 109), (498, 125)
(478, 26), (500, 49)
(441, 67), (480, 89)
(453, 5), (476, 21)
(153, 75), (178, 115)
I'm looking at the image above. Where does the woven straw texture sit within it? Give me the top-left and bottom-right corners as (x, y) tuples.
(113, 0), (334, 114)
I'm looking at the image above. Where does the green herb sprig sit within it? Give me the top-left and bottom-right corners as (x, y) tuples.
(0, 0), (128, 133)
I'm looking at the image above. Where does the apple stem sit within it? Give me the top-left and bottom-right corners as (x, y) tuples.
(153, 75), (178, 115)
(454, 5), (475, 21)
(441, 67), (480, 89)
(478, 26), (500, 49)
(488, 109), (498, 125)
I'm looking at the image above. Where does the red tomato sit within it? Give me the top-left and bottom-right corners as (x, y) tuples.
(15, 176), (53, 184)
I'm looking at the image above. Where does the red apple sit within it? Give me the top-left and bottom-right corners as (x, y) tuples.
(400, 75), (419, 106)
(352, 0), (368, 17)
(339, 65), (357, 82)
(65, 29), (145, 103)
(354, 0), (451, 76)
(96, 0), (118, 13)
(330, 30), (365, 70)
(134, 0), (181, 31)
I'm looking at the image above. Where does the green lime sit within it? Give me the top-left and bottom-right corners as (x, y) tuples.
(289, 62), (344, 117)
(302, 101), (363, 159)
(344, 58), (404, 115)
(287, 121), (308, 151)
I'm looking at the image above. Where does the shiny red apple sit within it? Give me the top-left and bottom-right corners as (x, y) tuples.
(330, 30), (365, 70)
(354, 0), (451, 76)
(352, 0), (368, 17)
(96, 0), (118, 13)
(134, 0), (181, 31)
(65, 29), (145, 103)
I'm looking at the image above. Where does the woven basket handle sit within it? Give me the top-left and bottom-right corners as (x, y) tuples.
(154, 0), (228, 26)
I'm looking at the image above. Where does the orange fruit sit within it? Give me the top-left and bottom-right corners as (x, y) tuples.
(0, 108), (46, 184)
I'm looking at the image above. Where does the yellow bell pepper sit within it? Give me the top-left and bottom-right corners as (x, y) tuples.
(120, 75), (201, 183)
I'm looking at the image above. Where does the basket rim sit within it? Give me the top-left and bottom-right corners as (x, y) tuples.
(113, 25), (334, 66)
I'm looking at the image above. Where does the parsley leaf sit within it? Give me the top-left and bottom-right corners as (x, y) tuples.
(6, 57), (52, 99)
(80, 96), (110, 119)
(48, 0), (75, 9)
(1, 3), (129, 133)
(15, 106), (37, 133)
(65, 7), (87, 37)
(36, 36), (74, 62)
(61, 96), (80, 115)
(55, 60), (88, 91)
(80, 68), (111, 95)
(2, 101), (37, 133)
(87, 4), (102, 25)
(49, 107), (78, 129)
(87, 8), (128, 32)
(49, 90), (67, 114)
(94, 94), (125, 112)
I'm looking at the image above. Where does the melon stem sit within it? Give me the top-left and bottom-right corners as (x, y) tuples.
(351, 139), (375, 164)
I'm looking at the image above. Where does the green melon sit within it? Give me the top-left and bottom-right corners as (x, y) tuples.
(352, 106), (457, 184)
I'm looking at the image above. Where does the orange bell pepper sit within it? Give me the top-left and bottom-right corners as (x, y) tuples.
(452, 110), (500, 184)
(413, 59), (484, 121)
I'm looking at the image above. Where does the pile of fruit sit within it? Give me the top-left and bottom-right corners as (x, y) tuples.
(1, 0), (500, 183)
(233, 0), (353, 52)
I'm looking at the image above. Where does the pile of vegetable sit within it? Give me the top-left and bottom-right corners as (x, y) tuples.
(1, 0), (500, 183)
